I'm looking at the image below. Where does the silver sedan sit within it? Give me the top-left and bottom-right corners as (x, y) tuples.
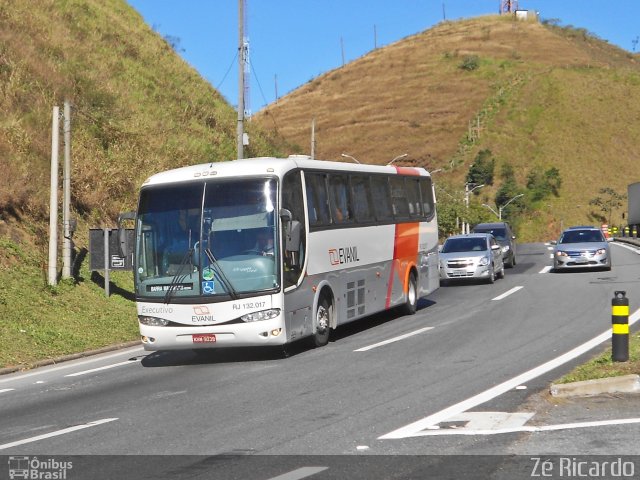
(439, 233), (505, 284)
(552, 227), (611, 271)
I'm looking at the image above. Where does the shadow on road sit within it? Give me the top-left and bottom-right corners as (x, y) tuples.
(141, 299), (437, 367)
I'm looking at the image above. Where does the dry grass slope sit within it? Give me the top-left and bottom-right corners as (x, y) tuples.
(255, 15), (640, 241)
(0, 0), (285, 233)
(0, 0), (288, 368)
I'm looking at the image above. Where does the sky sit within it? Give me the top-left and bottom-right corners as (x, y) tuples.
(126, 1), (640, 113)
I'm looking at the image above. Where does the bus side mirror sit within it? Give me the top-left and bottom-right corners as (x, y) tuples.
(286, 221), (301, 253)
(117, 211), (136, 257)
(280, 208), (302, 264)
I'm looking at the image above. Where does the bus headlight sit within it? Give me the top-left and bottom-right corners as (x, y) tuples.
(139, 316), (170, 327)
(241, 309), (281, 322)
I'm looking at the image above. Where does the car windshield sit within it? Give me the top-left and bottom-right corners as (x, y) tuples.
(441, 237), (487, 253)
(474, 227), (506, 241)
(559, 230), (605, 244)
(135, 178), (279, 301)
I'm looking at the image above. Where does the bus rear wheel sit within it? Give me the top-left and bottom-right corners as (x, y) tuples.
(313, 297), (331, 347)
(402, 272), (418, 315)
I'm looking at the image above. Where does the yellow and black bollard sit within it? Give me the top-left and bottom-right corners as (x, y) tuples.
(612, 291), (629, 362)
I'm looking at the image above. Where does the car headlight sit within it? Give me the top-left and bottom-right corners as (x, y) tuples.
(478, 256), (490, 266)
(555, 251), (568, 257)
(139, 316), (170, 327)
(241, 308), (281, 322)
(502, 245), (510, 252)
(595, 248), (607, 255)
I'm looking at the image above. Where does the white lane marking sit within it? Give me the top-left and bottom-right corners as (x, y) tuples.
(441, 411), (534, 430)
(0, 388), (15, 394)
(491, 286), (523, 301)
(0, 347), (145, 384)
(612, 242), (640, 254)
(0, 418), (118, 451)
(379, 307), (640, 439)
(354, 327), (434, 352)
(549, 254), (554, 259)
(539, 266), (553, 274)
(547, 246), (553, 250)
(64, 360), (136, 377)
(413, 418), (640, 436)
(266, 467), (329, 480)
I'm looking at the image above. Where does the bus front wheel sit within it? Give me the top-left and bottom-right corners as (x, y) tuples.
(313, 297), (331, 347)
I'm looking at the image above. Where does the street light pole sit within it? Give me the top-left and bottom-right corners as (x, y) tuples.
(341, 153), (360, 164)
(482, 203), (499, 219)
(463, 183), (484, 234)
(483, 193), (524, 220)
(498, 193), (524, 220)
(387, 153), (408, 166)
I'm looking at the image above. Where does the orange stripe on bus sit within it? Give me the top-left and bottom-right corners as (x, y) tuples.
(386, 222), (420, 307)
(393, 166), (421, 176)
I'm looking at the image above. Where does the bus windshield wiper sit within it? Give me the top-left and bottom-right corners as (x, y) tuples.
(204, 247), (239, 300)
(163, 248), (194, 304)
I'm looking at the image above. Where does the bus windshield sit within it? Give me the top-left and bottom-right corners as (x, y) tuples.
(135, 178), (279, 301)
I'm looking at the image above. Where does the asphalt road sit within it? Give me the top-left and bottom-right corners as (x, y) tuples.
(2, 241), (640, 479)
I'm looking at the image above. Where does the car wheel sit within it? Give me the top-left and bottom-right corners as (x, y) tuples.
(312, 296), (331, 347)
(402, 271), (418, 315)
(487, 263), (495, 284)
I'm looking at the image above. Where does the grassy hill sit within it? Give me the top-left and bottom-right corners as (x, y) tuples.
(255, 15), (640, 241)
(0, 0), (286, 368)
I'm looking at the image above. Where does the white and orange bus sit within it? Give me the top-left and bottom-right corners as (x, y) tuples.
(127, 156), (439, 350)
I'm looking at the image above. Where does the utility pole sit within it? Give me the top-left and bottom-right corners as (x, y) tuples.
(237, 0), (244, 159)
(48, 106), (60, 286)
(341, 37), (345, 66)
(62, 100), (72, 279)
(311, 118), (316, 159)
(373, 25), (377, 49)
(274, 74), (278, 103)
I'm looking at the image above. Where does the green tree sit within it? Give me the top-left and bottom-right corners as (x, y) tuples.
(495, 162), (526, 221)
(589, 187), (626, 224)
(466, 149), (495, 187)
(526, 166), (562, 202)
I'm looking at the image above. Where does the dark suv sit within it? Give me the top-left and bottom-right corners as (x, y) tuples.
(472, 222), (517, 267)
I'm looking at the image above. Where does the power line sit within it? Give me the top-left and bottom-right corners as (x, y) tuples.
(216, 51), (238, 91)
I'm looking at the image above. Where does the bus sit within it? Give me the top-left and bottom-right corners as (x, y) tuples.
(122, 156), (439, 350)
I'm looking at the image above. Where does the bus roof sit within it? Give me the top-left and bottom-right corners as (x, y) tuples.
(142, 156), (431, 187)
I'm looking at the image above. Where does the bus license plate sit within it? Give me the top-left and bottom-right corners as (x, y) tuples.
(192, 333), (216, 344)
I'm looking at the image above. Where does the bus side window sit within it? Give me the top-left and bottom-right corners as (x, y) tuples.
(370, 176), (394, 222)
(420, 177), (435, 219)
(305, 173), (330, 227)
(328, 174), (353, 224)
(350, 175), (374, 223)
(390, 177), (410, 219)
(406, 178), (422, 217)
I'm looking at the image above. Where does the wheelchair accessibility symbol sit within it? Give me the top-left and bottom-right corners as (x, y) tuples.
(202, 281), (215, 294)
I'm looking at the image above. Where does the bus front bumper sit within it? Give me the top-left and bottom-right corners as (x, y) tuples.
(139, 318), (287, 350)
